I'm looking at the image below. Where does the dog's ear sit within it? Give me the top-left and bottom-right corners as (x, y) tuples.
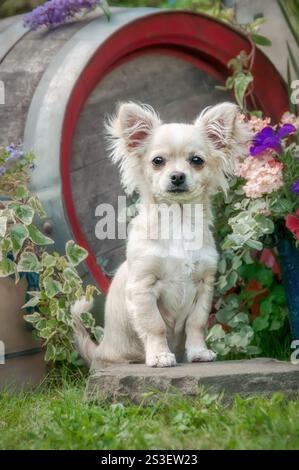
(194, 102), (245, 151)
(106, 102), (161, 194)
(108, 102), (161, 154)
(194, 102), (251, 193)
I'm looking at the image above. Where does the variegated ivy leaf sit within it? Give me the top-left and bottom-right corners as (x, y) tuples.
(24, 311), (41, 324)
(0, 258), (15, 277)
(63, 267), (82, 283)
(17, 252), (41, 272)
(80, 311), (95, 328)
(10, 223), (28, 254)
(22, 295), (41, 309)
(206, 324), (226, 341)
(9, 202), (34, 225)
(234, 72), (253, 109)
(66, 240), (88, 267)
(44, 343), (56, 362)
(28, 224), (54, 246)
(28, 195), (46, 218)
(85, 284), (101, 301)
(0, 216), (7, 237)
(41, 253), (57, 268)
(14, 185), (29, 201)
(43, 277), (62, 299)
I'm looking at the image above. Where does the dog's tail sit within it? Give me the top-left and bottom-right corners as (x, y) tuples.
(70, 297), (97, 366)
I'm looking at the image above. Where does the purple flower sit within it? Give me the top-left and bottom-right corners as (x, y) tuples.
(6, 144), (24, 162)
(250, 123), (296, 156)
(24, 0), (102, 31)
(292, 179), (299, 194)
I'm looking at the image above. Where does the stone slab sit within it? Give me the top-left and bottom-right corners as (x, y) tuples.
(86, 358), (299, 403)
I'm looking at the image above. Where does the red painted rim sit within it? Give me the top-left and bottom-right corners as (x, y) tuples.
(61, 11), (289, 294)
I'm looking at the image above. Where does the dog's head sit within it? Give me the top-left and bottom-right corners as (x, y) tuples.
(106, 102), (250, 202)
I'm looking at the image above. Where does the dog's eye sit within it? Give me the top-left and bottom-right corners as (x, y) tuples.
(152, 156), (165, 166)
(190, 155), (204, 166)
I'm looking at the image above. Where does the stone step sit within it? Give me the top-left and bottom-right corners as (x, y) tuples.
(86, 358), (299, 403)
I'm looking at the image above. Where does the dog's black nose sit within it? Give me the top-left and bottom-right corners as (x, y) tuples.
(170, 172), (186, 187)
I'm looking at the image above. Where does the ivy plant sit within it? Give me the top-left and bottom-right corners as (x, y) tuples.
(0, 145), (101, 365)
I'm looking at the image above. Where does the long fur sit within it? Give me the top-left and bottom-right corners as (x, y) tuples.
(71, 297), (96, 366)
(71, 101), (251, 369)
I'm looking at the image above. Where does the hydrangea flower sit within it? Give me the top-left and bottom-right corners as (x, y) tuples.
(281, 111), (299, 130)
(235, 155), (284, 199)
(250, 124), (296, 156)
(24, 0), (102, 31)
(292, 179), (299, 194)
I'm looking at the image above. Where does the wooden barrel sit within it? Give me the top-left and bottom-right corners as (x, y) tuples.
(0, 8), (289, 294)
(0, 278), (46, 390)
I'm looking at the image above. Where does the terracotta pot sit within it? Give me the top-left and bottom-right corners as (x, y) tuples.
(0, 277), (46, 390)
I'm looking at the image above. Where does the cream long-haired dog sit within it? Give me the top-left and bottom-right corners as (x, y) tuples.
(71, 101), (249, 368)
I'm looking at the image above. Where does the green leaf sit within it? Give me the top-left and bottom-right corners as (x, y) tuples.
(24, 312), (41, 324)
(207, 324), (226, 341)
(232, 256), (242, 270)
(10, 224), (28, 254)
(22, 295), (40, 309)
(43, 277), (62, 298)
(93, 325), (104, 342)
(0, 216), (7, 237)
(63, 267), (82, 283)
(245, 239), (263, 251)
(224, 271), (238, 292)
(216, 307), (235, 324)
(233, 73), (253, 109)
(17, 252), (41, 272)
(10, 203), (34, 225)
(0, 258), (15, 277)
(14, 186), (29, 201)
(101, 0), (111, 20)
(218, 258), (226, 274)
(227, 313), (249, 328)
(80, 311), (95, 328)
(28, 224), (54, 246)
(41, 253), (57, 268)
(252, 33), (272, 46)
(28, 195), (46, 218)
(44, 343), (56, 362)
(253, 314), (269, 332)
(66, 241), (88, 267)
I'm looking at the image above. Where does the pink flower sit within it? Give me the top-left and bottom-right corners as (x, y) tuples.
(236, 154), (284, 199)
(281, 111), (299, 130)
(247, 116), (272, 133)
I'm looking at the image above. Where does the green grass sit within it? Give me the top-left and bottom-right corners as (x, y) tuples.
(1, 371), (299, 450)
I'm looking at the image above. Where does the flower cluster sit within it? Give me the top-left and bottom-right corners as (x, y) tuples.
(234, 112), (299, 241)
(236, 153), (284, 199)
(24, 0), (102, 31)
(0, 144), (24, 176)
(235, 114), (298, 200)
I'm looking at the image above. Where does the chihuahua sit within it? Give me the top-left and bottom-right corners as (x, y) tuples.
(71, 102), (249, 368)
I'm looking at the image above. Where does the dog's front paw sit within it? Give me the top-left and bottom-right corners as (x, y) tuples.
(187, 348), (216, 363)
(146, 352), (176, 368)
